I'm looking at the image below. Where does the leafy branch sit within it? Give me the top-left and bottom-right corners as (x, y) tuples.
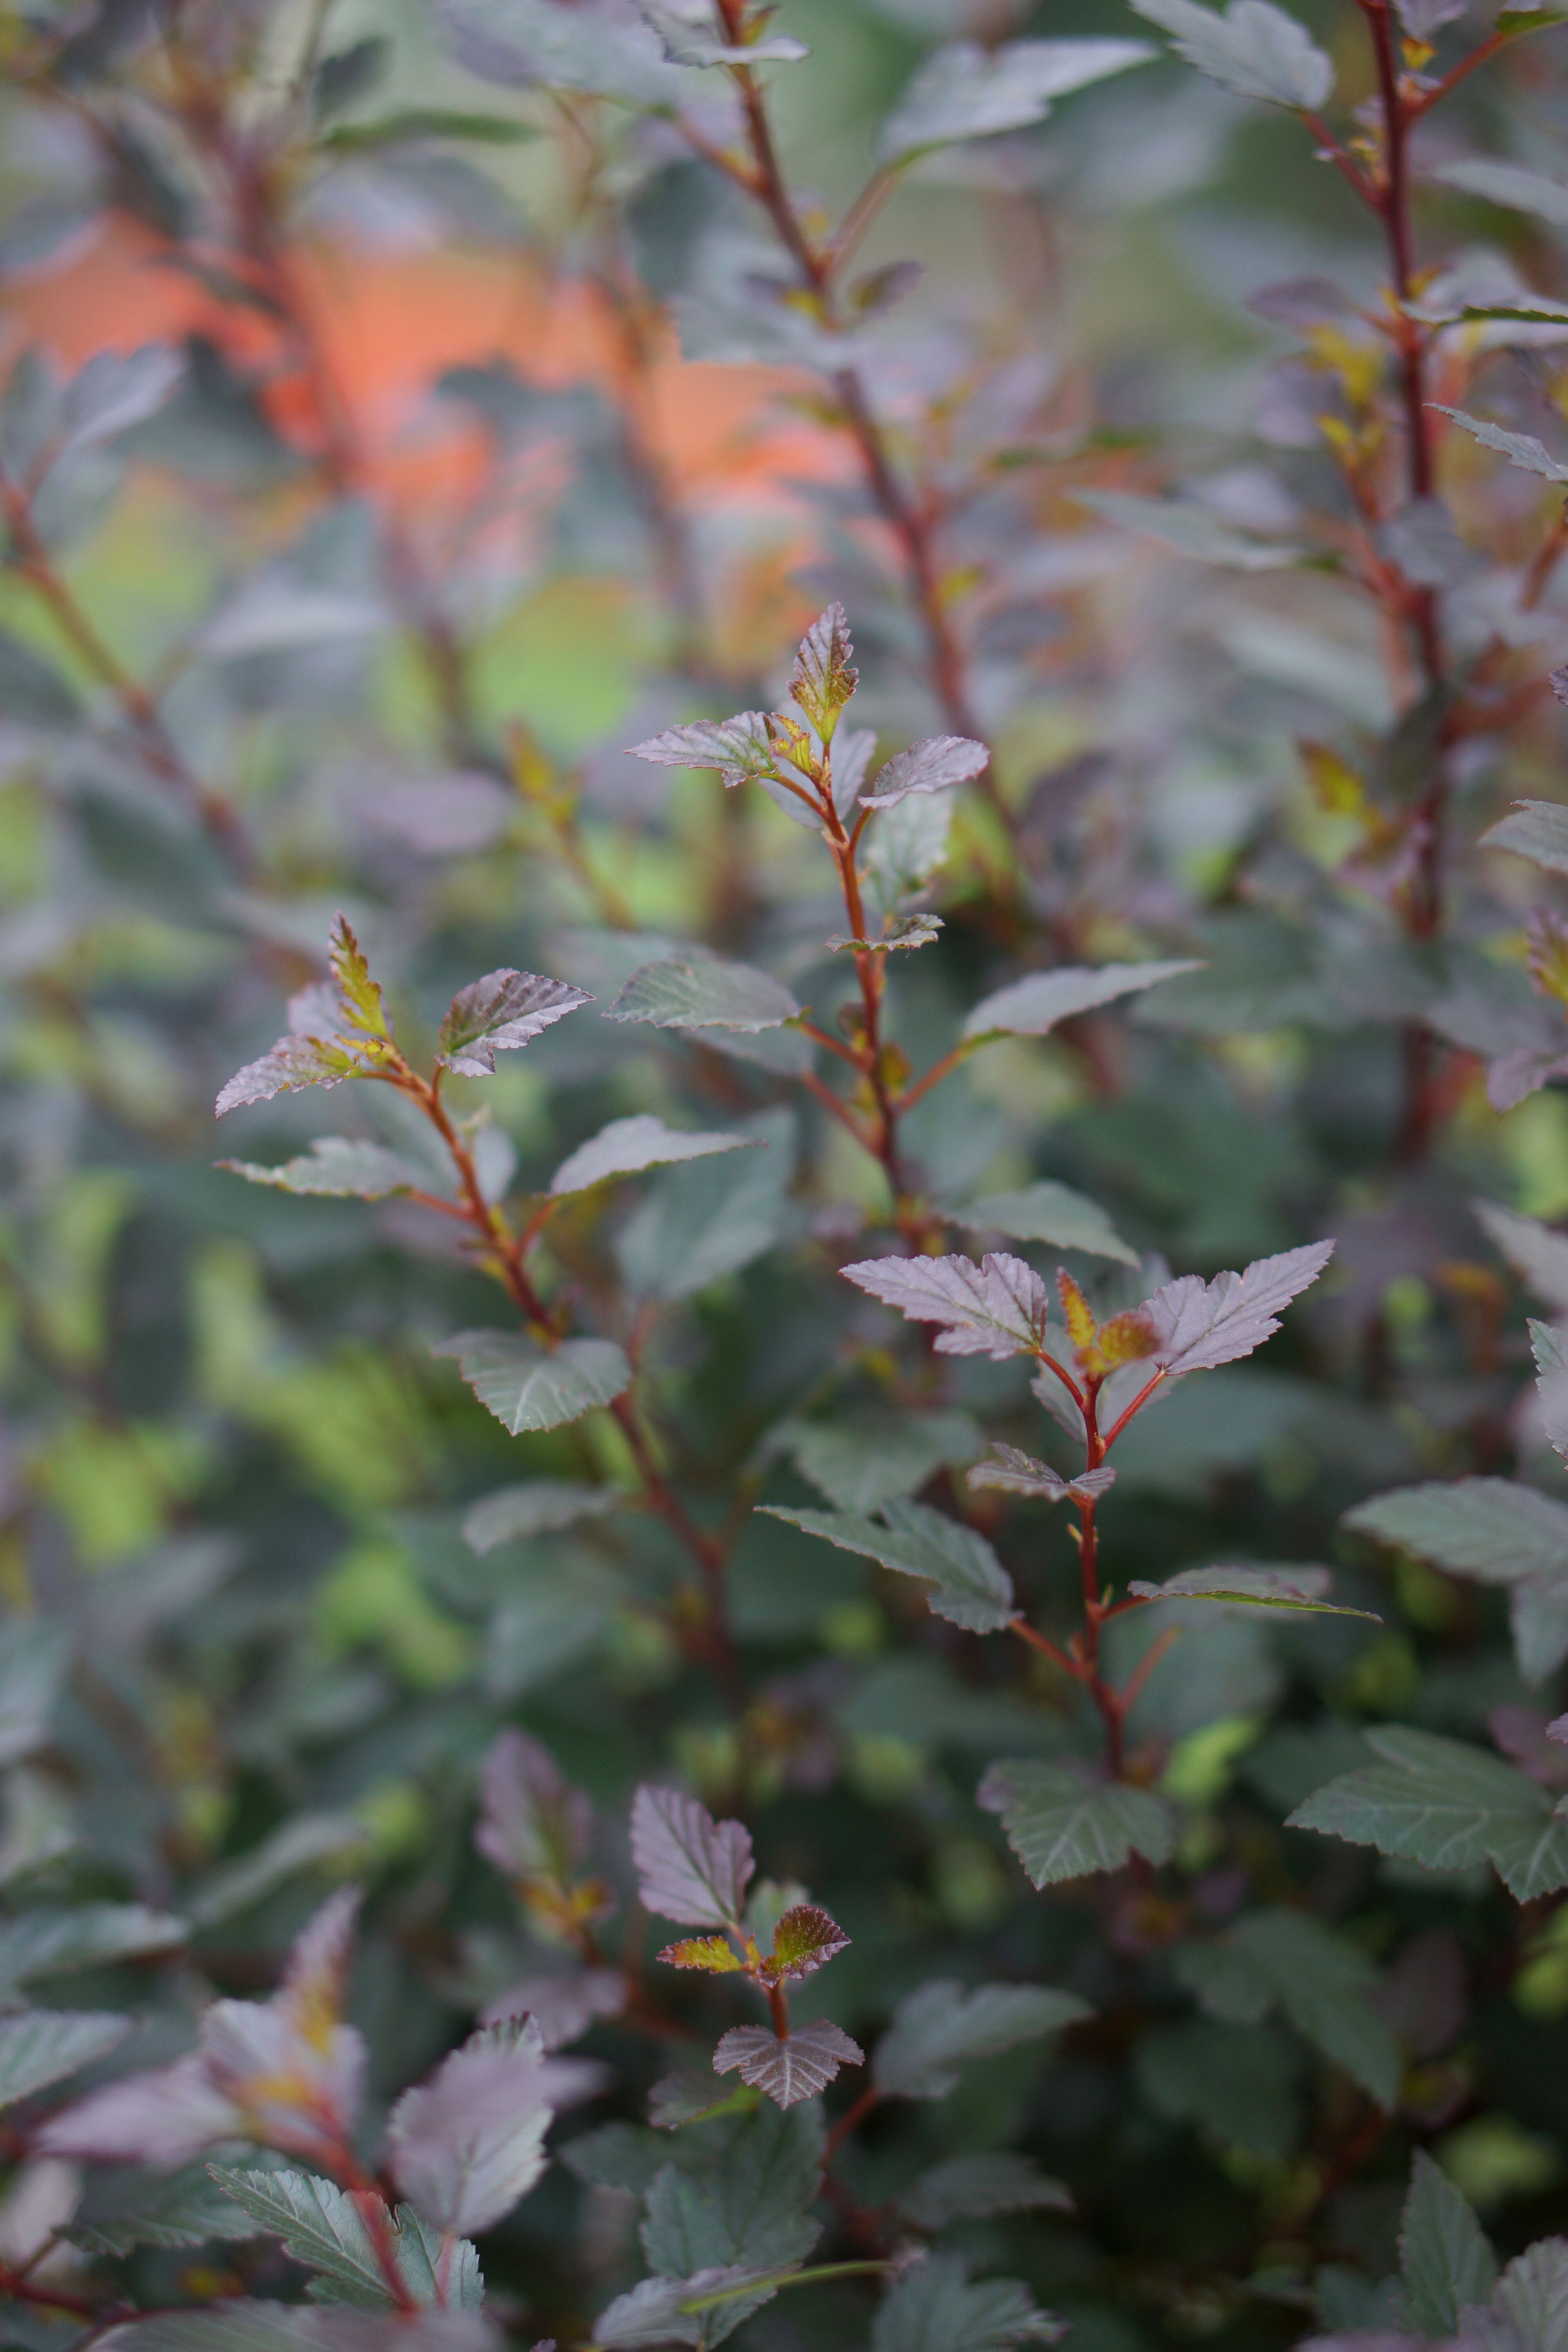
(633, 1782), (864, 2110)
(626, 606), (1193, 1234)
(795, 1241), (1345, 1782)
(0, 422), (253, 875)
(216, 916), (748, 1705)
(1132, 0), (1568, 1158)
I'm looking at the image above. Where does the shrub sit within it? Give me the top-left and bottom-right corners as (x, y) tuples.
(4, 1), (1568, 2347)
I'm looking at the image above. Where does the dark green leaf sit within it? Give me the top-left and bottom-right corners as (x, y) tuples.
(976, 1760), (1174, 1885)
(641, 2102), (822, 2287)
(1434, 407), (1568, 482)
(562, 2121), (668, 2192)
(963, 958), (1204, 1041)
(1136, 2019), (1300, 2157)
(0, 2009), (128, 2110)
(185, 1813), (370, 1929)
(605, 953), (800, 1033)
(871, 2252), (1065, 2350)
(207, 2169), (393, 2309)
(1174, 1908), (1399, 2104)
(462, 1479), (618, 1551)
(771, 1408), (980, 1514)
(953, 1181), (1136, 1265)
(878, 38), (1152, 164)
(1483, 801), (1568, 876)
(874, 1980), (1091, 2100)
(71, 2168), (269, 2258)
(1434, 156), (1568, 230)
(218, 1139), (426, 1200)
(1344, 1479), (1568, 1584)
(432, 1331), (632, 1432)
(647, 2076), (758, 2131)
(897, 2154), (1073, 2230)
(1127, 0), (1332, 106)
(615, 1110), (794, 1299)
(310, 35), (391, 123)
(550, 1114), (756, 1195)
(319, 108), (541, 150)
(759, 1499), (1014, 1634)
(1399, 2151), (1497, 2337)
(0, 1904), (187, 1991)
(0, 1619), (70, 1768)
(1129, 1565), (1380, 1619)
(435, 0), (685, 103)
(1288, 1726), (1568, 1899)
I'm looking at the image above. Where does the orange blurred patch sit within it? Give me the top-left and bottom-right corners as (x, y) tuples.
(5, 214), (851, 535)
(2, 217), (210, 361)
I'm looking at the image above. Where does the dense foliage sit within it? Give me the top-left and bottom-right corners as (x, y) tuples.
(8, 0), (1568, 2347)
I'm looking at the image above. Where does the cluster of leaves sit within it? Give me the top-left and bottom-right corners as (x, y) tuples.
(9, 0), (1568, 2348)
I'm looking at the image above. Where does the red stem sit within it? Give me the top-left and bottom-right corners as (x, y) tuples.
(325, 2143), (420, 2316)
(0, 2265), (107, 2320)
(1101, 1369), (1166, 1450)
(822, 2083), (882, 2164)
(793, 1017), (864, 1071)
(1300, 111), (1378, 206)
(824, 796), (908, 1206)
(1118, 1624), (1182, 1713)
(1009, 1370), (1149, 1777)
(1036, 1350), (1087, 1414)
(1361, 2), (1435, 505)
(1405, 25), (1510, 118)
(894, 1038), (974, 1116)
(0, 471), (252, 873)
(394, 1058), (747, 1708)
(799, 1066), (879, 1154)
(1348, 0), (1450, 1152)
(1011, 1617), (1079, 1677)
(681, 13), (1008, 828)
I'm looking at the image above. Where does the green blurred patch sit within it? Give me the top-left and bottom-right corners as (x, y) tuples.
(1503, 1090), (1568, 1218)
(931, 1833), (1013, 1932)
(191, 1239), (435, 1511)
(7, 1009), (187, 1130)
(385, 574), (649, 757)
(1438, 2114), (1561, 2210)
(847, 1731), (925, 1805)
(1515, 1905), (1568, 2020)
(353, 1776), (432, 1862)
(1163, 1714), (1264, 1806)
(4, 474), (219, 686)
(31, 1417), (209, 1565)
(1338, 1632), (1422, 1716)
(0, 782), (48, 902)
(315, 1537), (472, 1688)
(255, 1350), (436, 1513)
(16, 1169), (135, 1371)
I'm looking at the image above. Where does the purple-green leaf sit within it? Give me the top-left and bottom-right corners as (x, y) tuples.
(437, 969), (592, 1076)
(841, 1250), (1052, 1359)
(789, 603), (857, 738)
(1140, 1240), (1334, 1375)
(859, 735), (989, 809)
(631, 1784), (754, 1928)
(711, 2020), (862, 2109)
